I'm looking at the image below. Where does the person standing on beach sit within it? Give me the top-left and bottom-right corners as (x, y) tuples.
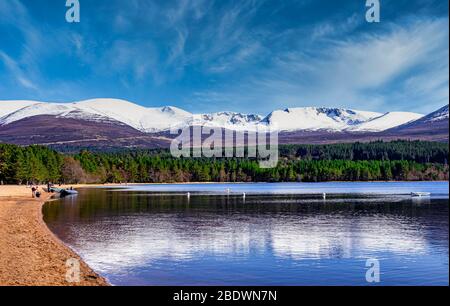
(31, 186), (36, 198)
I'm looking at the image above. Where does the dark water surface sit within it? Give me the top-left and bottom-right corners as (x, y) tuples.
(43, 182), (449, 286)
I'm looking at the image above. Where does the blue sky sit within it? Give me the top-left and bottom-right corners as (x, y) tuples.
(0, 0), (448, 114)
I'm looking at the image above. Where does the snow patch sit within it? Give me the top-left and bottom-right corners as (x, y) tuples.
(0, 100), (39, 118)
(261, 107), (382, 132)
(349, 112), (424, 132)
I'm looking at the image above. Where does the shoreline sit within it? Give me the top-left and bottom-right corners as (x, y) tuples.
(0, 185), (108, 286)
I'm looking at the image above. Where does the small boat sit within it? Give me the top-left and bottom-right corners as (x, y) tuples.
(50, 187), (78, 197)
(62, 189), (78, 195)
(49, 187), (63, 193)
(411, 192), (431, 198)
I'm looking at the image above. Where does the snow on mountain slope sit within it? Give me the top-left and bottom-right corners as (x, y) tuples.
(0, 102), (114, 126)
(420, 105), (449, 123)
(0, 100), (38, 117)
(74, 99), (193, 132)
(1, 103), (75, 125)
(0, 99), (261, 132)
(189, 112), (263, 131)
(261, 107), (382, 132)
(0, 99), (430, 133)
(0, 99), (193, 132)
(349, 112), (424, 132)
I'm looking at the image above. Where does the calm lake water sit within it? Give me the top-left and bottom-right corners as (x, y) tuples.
(43, 182), (449, 286)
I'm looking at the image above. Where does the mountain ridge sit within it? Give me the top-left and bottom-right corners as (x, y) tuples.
(0, 99), (425, 133)
(0, 100), (447, 150)
(381, 104), (449, 142)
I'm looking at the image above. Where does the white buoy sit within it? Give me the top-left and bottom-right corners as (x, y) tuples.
(322, 193), (327, 200)
(243, 192), (246, 199)
(187, 192), (191, 199)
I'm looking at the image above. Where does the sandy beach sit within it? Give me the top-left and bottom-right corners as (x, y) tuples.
(0, 185), (108, 286)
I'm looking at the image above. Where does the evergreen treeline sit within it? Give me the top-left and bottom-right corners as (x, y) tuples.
(279, 141), (449, 163)
(0, 144), (63, 184)
(0, 141), (448, 185)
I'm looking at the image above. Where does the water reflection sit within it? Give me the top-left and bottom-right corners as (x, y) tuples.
(44, 185), (449, 286)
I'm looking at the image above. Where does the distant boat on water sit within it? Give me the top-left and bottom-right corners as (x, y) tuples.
(411, 192), (431, 198)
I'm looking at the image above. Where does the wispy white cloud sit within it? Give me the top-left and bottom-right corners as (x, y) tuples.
(207, 42), (264, 74)
(0, 51), (39, 90)
(99, 40), (160, 83)
(0, 0), (89, 95)
(0, 0), (41, 91)
(191, 17), (449, 114)
(310, 13), (362, 41)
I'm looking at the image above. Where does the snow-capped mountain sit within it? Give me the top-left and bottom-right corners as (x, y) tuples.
(0, 99), (193, 133)
(0, 100), (37, 117)
(348, 112), (424, 132)
(74, 99), (193, 132)
(189, 112), (263, 131)
(0, 99), (426, 133)
(0, 100), (447, 148)
(417, 105), (449, 123)
(261, 107), (382, 131)
(384, 104), (449, 142)
(0, 102), (110, 126)
(390, 105), (449, 130)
